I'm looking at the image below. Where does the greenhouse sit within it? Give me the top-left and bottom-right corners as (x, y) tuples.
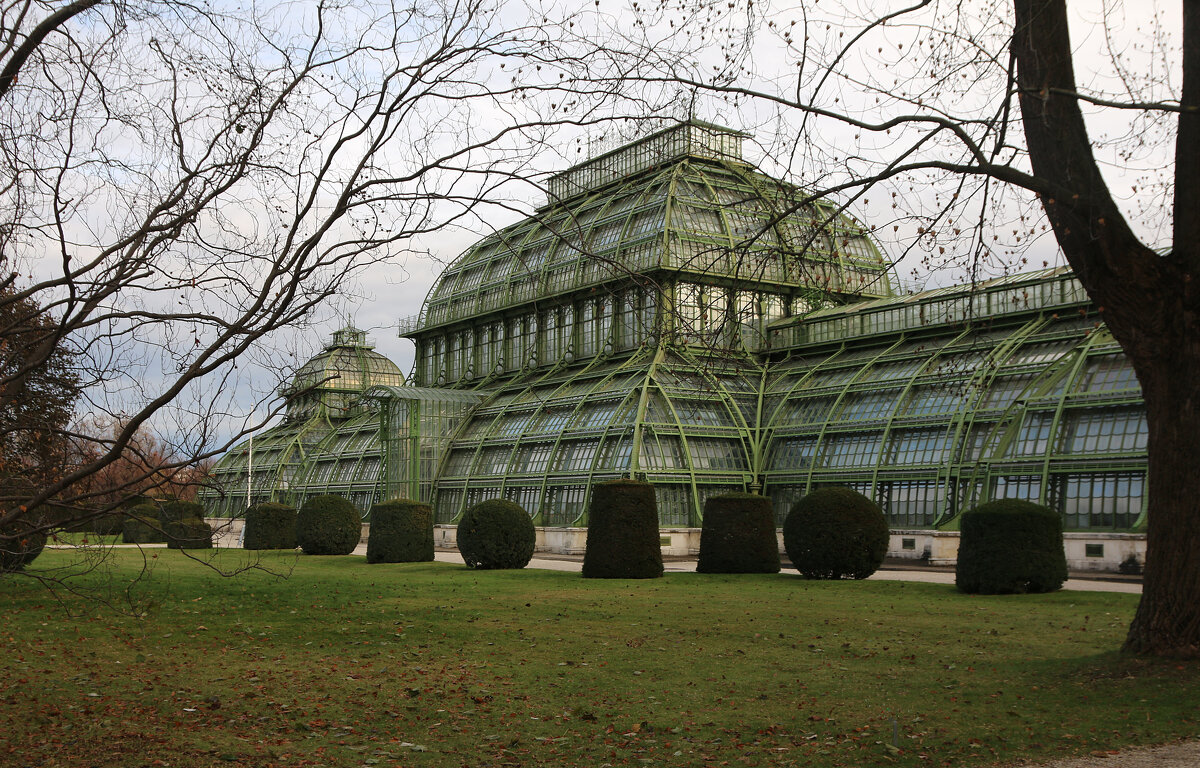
(202, 121), (1148, 557)
(203, 326), (405, 517)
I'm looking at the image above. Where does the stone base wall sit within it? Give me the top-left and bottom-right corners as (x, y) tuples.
(886, 529), (1146, 573)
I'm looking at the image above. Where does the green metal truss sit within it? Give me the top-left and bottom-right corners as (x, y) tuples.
(202, 123), (1148, 534)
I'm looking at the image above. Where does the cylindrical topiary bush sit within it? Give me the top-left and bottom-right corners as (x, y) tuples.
(956, 499), (1067, 594)
(165, 518), (214, 550)
(242, 502), (298, 550)
(295, 494), (362, 556)
(697, 492), (780, 574)
(367, 498), (434, 564)
(582, 479), (663, 579)
(0, 522), (47, 572)
(783, 486), (889, 580)
(122, 502), (166, 544)
(456, 498), (535, 570)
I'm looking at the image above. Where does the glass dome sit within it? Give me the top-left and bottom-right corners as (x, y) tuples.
(282, 326), (405, 422)
(201, 327), (404, 518)
(414, 121), (894, 338)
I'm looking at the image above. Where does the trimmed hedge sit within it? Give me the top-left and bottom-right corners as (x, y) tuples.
(456, 499), (534, 570)
(697, 492), (780, 574)
(122, 503), (166, 544)
(956, 499), (1067, 594)
(367, 498), (434, 564)
(159, 500), (205, 525)
(242, 502), (298, 550)
(0, 522), (47, 572)
(783, 487), (889, 580)
(165, 518), (214, 550)
(295, 495), (361, 556)
(90, 511), (127, 536)
(582, 479), (663, 579)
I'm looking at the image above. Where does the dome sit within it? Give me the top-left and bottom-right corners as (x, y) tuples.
(285, 326), (404, 395)
(416, 121), (893, 332)
(283, 327), (404, 421)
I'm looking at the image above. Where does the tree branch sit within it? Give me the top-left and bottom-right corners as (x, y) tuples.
(0, 0), (104, 100)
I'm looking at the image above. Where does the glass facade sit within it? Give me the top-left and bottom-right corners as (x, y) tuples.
(204, 122), (1148, 534)
(762, 279), (1145, 530)
(200, 327), (405, 517)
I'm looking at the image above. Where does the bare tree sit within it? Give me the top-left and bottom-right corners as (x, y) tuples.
(625, 0), (1192, 655)
(0, 0), (713, 554)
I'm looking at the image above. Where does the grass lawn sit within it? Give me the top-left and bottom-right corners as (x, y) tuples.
(1, 548), (1196, 768)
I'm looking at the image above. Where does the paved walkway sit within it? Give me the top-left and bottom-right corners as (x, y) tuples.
(183, 532), (1140, 593)
(424, 550), (1143, 593)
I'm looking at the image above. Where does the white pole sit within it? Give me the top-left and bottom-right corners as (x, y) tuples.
(247, 432), (253, 508)
(239, 432), (252, 547)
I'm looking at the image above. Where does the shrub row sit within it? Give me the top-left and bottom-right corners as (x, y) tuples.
(115, 486), (1066, 594)
(120, 499), (213, 549)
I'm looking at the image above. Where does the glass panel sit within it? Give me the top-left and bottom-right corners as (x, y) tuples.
(877, 480), (943, 527)
(640, 432), (685, 470)
(900, 383), (969, 416)
(514, 443), (554, 473)
(687, 438), (748, 471)
(832, 389), (902, 422)
(552, 439), (600, 472)
(980, 374), (1034, 409)
(1076, 357), (1140, 392)
(887, 428), (951, 465)
(1058, 472), (1143, 529)
(770, 436), (818, 471)
(597, 435), (633, 470)
(992, 474), (1042, 503)
(819, 432), (883, 468)
(1010, 412), (1053, 457)
(1062, 408), (1147, 454)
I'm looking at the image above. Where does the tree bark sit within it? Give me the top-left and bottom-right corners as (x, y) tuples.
(1013, 0), (1200, 656)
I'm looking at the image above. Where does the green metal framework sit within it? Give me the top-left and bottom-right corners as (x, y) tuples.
(762, 268), (1145, 531)
(373, 385), (484, 506)
(402, 121), (893, 388)
(203, 123), (1149, 535)
(431, 345), (759, 526)
(200, 327), (404, 517)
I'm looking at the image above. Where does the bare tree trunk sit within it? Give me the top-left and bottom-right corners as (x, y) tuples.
(1125, 338), (1200, 656)
(1014, 0), (1200, 656)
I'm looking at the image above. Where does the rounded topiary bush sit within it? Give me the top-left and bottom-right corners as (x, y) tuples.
(242, 502), (298, 550)
(122, 503), (166, 544)
(582, 479), (663, 579)
(783, 487), (889, 580)
(956, 499), (1067, 594)
(0, 522), (47, 572)
(367, 498), (434, 564)
(165, 518), (214, 550)
(295, 494), (361, 556)
(697, 492), (780, 574)
(456, 499), (535, 570)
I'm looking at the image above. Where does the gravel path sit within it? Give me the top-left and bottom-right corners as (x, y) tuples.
(1003, 740), (1200, 767)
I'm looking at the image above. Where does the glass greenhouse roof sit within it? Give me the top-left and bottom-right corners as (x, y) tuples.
(203, 125), (1148, 538)
(283, 326), (404, 397)
(410, 121), (895, 335)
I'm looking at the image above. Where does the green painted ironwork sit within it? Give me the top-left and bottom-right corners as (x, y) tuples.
(204, 124), (1149, 535)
